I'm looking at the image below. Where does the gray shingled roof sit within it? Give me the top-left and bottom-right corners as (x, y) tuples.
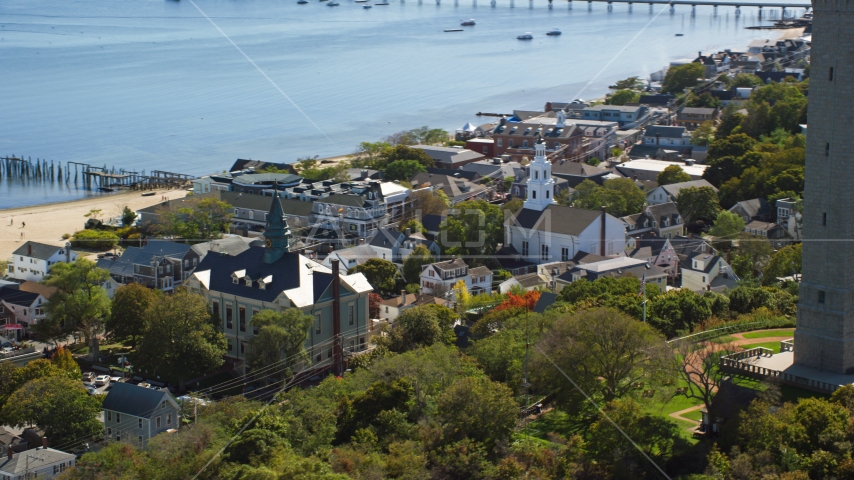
(101, 382), (172, 419)
(411, 146), (484, 165)
(659, 180), (718, 197)
(512, 205), (604, 237)
(12, 242), (65, 260)
(0, 448), (74, 475)
(644, 126), (687, 139)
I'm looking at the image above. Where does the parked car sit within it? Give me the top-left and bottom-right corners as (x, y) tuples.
(85, 385), (97, 395)
(94, 375), (110, 387)
(82, 372), (96, 383)
(1, 346), (13, 354)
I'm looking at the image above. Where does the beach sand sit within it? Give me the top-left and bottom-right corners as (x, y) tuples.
(0, 189), (187, 260)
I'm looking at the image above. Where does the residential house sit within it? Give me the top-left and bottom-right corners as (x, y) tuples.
(411, 145), (486, 169)
(505, 137), (627, 264)
(101, 383), (179, 449)
(464, 138), (495, 157)
(645, 180), (718, 205)
(729, 198), (772, 223)
(0, 428), (25, 457)
(620, 203), (685, 239)
(419, 214), (445, 242)
(185, 189), (374, 373)
(670, 235), (717, 262)
(775, 197), (802, 241)
(379, 292), (444, 322)
(321, 245), (378, 274)
(549, 161), (611, 187)
(555, 257), (668, 292)
(675, 107), (719, 130)
(581, 105), (651, 128)
(680, 252), (738, 292)
(420, 258), (493, 297)
(192, 170), (302, 195)
(617, 160), (708, 182)
(744, 220), (793, 248)
(621, 234), (681, 279)
(0, 286), (49, 343)
(461, 158), (524, 184)
(642, 125), (692, 149)
(410, 172), (488, 205)
(498, 272), (548, 293)
(97, 241), (200, 292)
(0, 443), (75, 480)
(367, 228), (441, 265)
(7, 242), (76, 282)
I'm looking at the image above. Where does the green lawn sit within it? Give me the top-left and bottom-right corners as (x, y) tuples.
(741, 329), (795, 340)
(741, 341), (782, 354)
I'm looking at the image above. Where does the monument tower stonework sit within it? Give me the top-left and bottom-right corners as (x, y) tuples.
(794, 0), (854, 373)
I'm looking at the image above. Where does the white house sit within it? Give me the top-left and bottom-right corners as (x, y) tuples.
(642, 126), (692, 148)
(420, 258), (493, 297)
(680, 252), (739, 292)
(367, 228), (441, 264)
(378, 292), (444, 322)
(321, 245), (377, 274)
(554, 256), (668, 292)
(645, 180), (718, 205)
(504, 136), (627, 263)
(0, 443), (76, 480)
(7, 242), (77, 282)
(498, 272), (548, 293)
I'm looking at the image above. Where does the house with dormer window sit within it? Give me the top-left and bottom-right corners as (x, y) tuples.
(680, 252), (739, 292)
(7, 242), (76, 282)
(420, 258), (492, 297)
(620, 203), (684, 239)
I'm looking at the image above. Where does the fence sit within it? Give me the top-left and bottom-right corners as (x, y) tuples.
(666, 317), (795, 345)
(719, 345), (840, 395)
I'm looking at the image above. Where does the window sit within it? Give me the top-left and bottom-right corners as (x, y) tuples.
(829, 67), (834, 81)
(534, 170), (538, 180)
(157, 417), (161, 428)
(348, 304), (355, 326)
(523, 140), (529, 148)
(116, 413), (121, 423)
(161, 400), (166, 410)
(212, 301), (219, 318)
(108, 428), (112, 436)
(139, 435), (144, 447)
(532, 190), (537, 199)
(316, 353), (322, 362)
(826, 142), (830, 157)
(226, 305), (233, 329)
(117, 430), (121, 442)
(139, 418), (143, 428)
(819, 290), (826, 304)
(561, 247), (570, 262)
(239, 307), (246, 332)
(541, 244), (549, 261)
(107, 411), (112, 421)
(167, 414), (172, 425)
(240, 342), (246, 354)
(546, 191), (550, 199)
(522, 241), (529, 256)
(252, 309), (260, 334)
(823, 213), (827, 226)
(496, 138), (502, 147)
(315, 312), (322, 335)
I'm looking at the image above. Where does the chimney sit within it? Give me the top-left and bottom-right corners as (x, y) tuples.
(600, 206), (607, 257)
(27, 243), (32, 256)
(331, 259), (342, 375)
(400, 290), (407, 306)
(42, 437), (48, 449)
(405, 228), (411, 237)
(7, 447), (12, 460)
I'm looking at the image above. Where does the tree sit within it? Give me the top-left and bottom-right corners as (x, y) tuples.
(377, 144), (434, 168)
(40, 259), (111, 357)
(535, 308), (669, 405)
(437, 376), (517, 450)
(607, 89), (640, 106)
(383, 306), (446, 352)
(611, 76), (644, 90)
(661, 63), (706, 94)
(50, 347), (82, 379)
(671, 340), (741, 425)
(451, 279), (470, 315)
(439, 199), (504, 259)
(107, 283), (158, 348)
(572, 178), (646, 217)
(732, 73), (763, 88)
(676, 186), (721, 223)
(350, 258), (399, 292)
(411, 190), (449, 217)
(400, 219), (425, 235)
(70, 229), (119, 250)
(687, 92), (722, 109)
(656, 164), (692, 186)
(153, 196), (234, 240)
(691, 120), (716, 147)
(368, 293), (383, 319)
(734, 233), (774, 278)
(763, 243), (802, 285)
(247, 308), (314, 377)
(349, 141), (390, 168)
(383, 160), (426, 182)
(709, 210), (746, 239)
(402, 245), (434, 284)
(0, 376), (102, 445)
(134, 290), (226, 391)
(121, 206), (138, 227)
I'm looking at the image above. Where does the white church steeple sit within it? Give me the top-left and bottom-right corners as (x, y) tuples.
(522, 133), (557, 211)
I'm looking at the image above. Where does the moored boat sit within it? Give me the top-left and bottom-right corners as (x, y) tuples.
(546, 28), (561, 35)
(517, 32), (533, 40)
(461, 19), (475, 26)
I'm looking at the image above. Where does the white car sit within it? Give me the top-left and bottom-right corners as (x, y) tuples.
(94, 375), (110, 387)
(85, 385), (97, 395)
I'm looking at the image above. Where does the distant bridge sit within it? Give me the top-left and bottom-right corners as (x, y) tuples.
(575, 0), (809, 7)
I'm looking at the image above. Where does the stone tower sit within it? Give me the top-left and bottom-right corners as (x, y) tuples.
(522, 134), (557, 212)
(794, 0), (854, 373)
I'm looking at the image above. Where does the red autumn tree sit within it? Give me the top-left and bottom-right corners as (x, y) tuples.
(493, 291), (541, 312)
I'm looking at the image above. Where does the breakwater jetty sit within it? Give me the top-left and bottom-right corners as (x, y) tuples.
(1, 156), (195, 192)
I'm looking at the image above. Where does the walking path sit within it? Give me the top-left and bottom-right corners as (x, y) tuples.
(669, 404), (704, 427)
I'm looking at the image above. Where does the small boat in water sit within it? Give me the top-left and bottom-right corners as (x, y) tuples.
(517, 32), (533, 40)
(461, 19), (475, 26)
(546, 28), (561, 35)
(364, 4), (372, 7)
(327, 1), (339, 5)
(444, 28), (463, 32)
(375, 2), (389, 5)
(675, 33), (684, 36)
(298, 0), (308, 3)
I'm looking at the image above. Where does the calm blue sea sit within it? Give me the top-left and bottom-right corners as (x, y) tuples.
(0, 0), (806, 208)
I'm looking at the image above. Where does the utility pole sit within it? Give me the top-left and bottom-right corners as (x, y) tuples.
(521, 296), (532, 435)
(641, 273), (647, 323)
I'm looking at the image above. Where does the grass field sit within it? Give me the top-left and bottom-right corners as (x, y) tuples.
(740, 341), (782, 354)
(741, 329), (795, 339)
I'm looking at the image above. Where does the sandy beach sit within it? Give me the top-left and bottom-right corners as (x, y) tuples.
(0, 189), (187, 260)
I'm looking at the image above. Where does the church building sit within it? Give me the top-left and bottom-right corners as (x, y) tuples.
(186, 188), (374, 375)
(504, 135), (627, 265)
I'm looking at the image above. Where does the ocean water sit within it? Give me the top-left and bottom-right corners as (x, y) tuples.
(0, 0), (806, 208)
